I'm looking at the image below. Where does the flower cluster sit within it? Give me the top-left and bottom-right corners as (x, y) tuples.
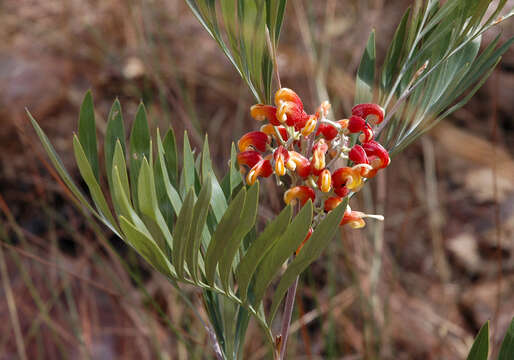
(237, 88), (390, 229)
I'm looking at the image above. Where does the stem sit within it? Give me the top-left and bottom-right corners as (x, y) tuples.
(279, 276), (299, 359)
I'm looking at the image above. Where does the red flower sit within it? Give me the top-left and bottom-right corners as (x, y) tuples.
(348, 144), (369, 165)
(340, 208), (366, 229)
(312, 139), (328, 172)
(332, 167), (363, 196)
(362, 140), (390, 170)
(238, 131), (270, 152)
(351, 103), (384, 125)
(316, 122), (338, 141)
(348, 115), (366, 133)
(237, 150), (262, 169)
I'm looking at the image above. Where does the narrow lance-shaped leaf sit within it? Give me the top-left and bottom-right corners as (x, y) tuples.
(186, 177), (212, 283)
(236, 204), (292, 303)
(105, 99), (126, 192)
(72, 135), (120, 235)
(205, 187), (247, 285)
(138, 158), (174, 252)
(156, 129), (183, 216)
(202, 135), (227, 222)
(119, 216), (176, 279)
(269, 199), (347, 321)
(129, 103), (151, 210)
(465, 321), (489, 360)
(179, 132), (195, 199)
(219, 182), (259, 291)
(355, 30), (376, 105)
(78, 90), (100, 180)
(172, 188), (196, 279)
(498, 318), (514, 360)
(27, 111), (100, 220)
(163, 128), (179, 188)
(252, 201), (313, 305)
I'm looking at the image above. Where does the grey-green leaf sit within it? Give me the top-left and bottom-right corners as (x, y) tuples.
(202, 135), (227, 222)
(119, 216), (176, 279)
(205, 186), (247, 285)
(72, 135), (120, 234)
(269, 199), (347, 321)
(219, 182), (259, 291)
(163, 128), (179, 188)
(137, 158), (174, 252)
(355, 30), (376, 104)
(236, 204), (292, 302)
(105, 99), (126, 191)
(186, 177), (212, 283)
(252, 200), (313, 305)
(129, 103), (151, 210)
(179, 132), (195, 198)
(78, 90), (100, 180)
(172, 188), (195, 279)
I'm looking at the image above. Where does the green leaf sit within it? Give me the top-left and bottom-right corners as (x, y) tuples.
(269, 199), (347, 321)
(205, 186), (247, 285)
(78, 90), (99, 180)
(380, 8), (411, 96)
(112, 140), (131, 203)
(172, 188), (196, 279)
(72, 135), (120, 234)
(137, 158), (174, 252)
(252, 201), (313, 305)
(119, 216), (175, 279)
(105, 99), (126, 192)
(466, 321), (489, 360)
(202, 135), (227, 222)
(498, 318), (514, 360)
(27, 111), (100, 220)
(156, 129), (183, 216)
(187, 177), (212, 283)
(236, 204), (292, 303)
(355, 30), (376, 104)
(163, 128), (179, 188)
(219, 182), (259, 291)
(179, 132), (195, 198)
(129, 103), (151, 210)
(229, 142), (243, 197)
(112, 165), (151, 239)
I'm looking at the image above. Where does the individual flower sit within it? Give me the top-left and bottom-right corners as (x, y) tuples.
(284, 186), (315, 206)
(237, 131), (270, 152)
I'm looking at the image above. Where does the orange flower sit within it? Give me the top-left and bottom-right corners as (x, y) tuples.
(246, 157), (273, 185)
(250, 104), (280, 125)
(340, 208), (366, 229)
(237, 131), (270, 152)
(332, 167), (363, 196)
(286, 151), (311, 178)
(324, 196), (343, 212)
(284, 186), (315, 206)
(301, 115), (317, 136)
(317, 169), (332, 193)
(312, 139), (328, 172)
(273, 146), (289, 176)
(260, 124), (289, 142)
(275, 88), (304, 110)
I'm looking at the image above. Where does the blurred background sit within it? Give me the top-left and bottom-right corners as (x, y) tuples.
(0, 0), (513, 359)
